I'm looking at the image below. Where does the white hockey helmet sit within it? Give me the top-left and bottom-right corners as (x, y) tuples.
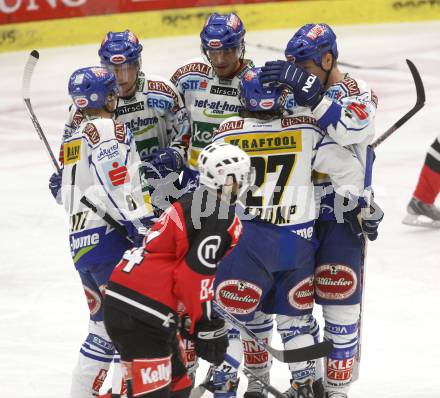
(198, 142), (253, 192)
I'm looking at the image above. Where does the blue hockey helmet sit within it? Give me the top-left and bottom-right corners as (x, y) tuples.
(68, 66), (118, 109)
(200, 12), (245, 51)
(239, 68), (284, 112)
(285, 23), (338, 66)
(99, 30), (143, 66)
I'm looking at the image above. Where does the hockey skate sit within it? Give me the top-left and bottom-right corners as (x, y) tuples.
(244, 372), (270, 398)
(283, 378), (314, 398)
(402, 197), (440, 228)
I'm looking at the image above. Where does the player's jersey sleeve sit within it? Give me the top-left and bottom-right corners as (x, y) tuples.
(312, 134), (364, 197)
(173, 202), (242, 332)
(312, 77), (377, 147)
(58, 105), (85, 168)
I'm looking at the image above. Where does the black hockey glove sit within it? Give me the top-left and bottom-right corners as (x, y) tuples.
(343, 200), (384, 242)
(260, 60), (323, 108)
(194, 317), (229, 366)
(49, 171), (62, 205)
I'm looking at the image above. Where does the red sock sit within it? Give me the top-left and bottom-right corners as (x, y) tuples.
(413, 165), (440, 204)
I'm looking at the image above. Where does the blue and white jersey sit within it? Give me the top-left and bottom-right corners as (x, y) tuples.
(61, 118), (146, 270)
(213, 113), (364, 238)
(312, 75), (377, 168)
(171, 57), (253, 170)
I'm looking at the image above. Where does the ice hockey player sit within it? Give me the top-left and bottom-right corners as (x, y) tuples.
(212, 67), (365, 398)
(260, 23), (384, 398)
(60, 66), (148, 398)
(170, 12), (253, 385)
(402, 134), (440, 227)
(103, 142), (252, 398)
(50, 30), (189, 220)
(170, 12), (253, 189)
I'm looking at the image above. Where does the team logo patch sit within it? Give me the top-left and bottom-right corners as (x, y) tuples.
(83, 123), (100, 144)
(132, 356), (172, 395)
(315, 264), (357, 300)
(307, 24), (326, 40)
(288, 276), (314, 310)
(244, 70), (257, 81)
(208, 39), (222, 48)
(259, 99), (275, 109)
(74, 96), (88, 108)
(110, 54), (126, 64)
(216, 280), (262, 314)
(83, 285), (101, 316)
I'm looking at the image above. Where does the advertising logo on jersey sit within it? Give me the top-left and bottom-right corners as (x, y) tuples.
(216, 279), (262, 315)
(71, 230), (100, 264)
(83, 123), (100, 145)
(197, 235), (221, 268)
(315, 264), (357, 300)
(97, 142), (119, 161)
(116, 101), (145, 116)
(223, 130), (302, 156)
(63, 139), (81, 165)
(102, 160), (130, 190)
(215, 119), (244, 135)
(194, 98), (241, 118)
(83, 285), (102, 316)
(210, 85), (238, 97)
(182, 79), (208, 91)
(132, 356), (172, 395)
(242, 337), (270, 365)
(327, 357), (355, 383)
(288, 276), (314, 310)
(110, 54), (126, 64)
(170, 62), (211, 84)
(92, 369), (108, 395)
(115, 123), (126, 143)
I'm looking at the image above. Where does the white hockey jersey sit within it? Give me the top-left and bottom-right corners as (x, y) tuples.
(213, 113), (364, 237)
(58, 72), (189, 165)
(312, 74), (377, 170)
(61, 117), (146, 270)
(171, 57), (253, 169)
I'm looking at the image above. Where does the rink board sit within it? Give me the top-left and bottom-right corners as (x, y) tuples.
(1, 0), (440, 52)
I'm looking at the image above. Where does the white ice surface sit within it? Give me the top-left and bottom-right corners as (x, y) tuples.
(1, 21), (440, 397)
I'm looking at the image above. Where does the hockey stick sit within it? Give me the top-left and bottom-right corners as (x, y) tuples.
(371, 59), (425, 149)
(247, 42), (396, 70)
(212, 301), (332, 363)
(22, 50), (61, 175)
(80, 196), (133, 243)
(189, 364), (214, 398)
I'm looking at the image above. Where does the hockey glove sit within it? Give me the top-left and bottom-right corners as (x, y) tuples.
(123, 217), (154, 247)
(361, 200), (384, 241)
(142, 148), (184, 180)
(194, 317), (229, 366)
(260, 60), (323, 108)
(343, 199), (384, 242)
(49, 171), (62, 205)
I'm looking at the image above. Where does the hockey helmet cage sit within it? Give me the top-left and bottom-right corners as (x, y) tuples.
(239, 67), (285, 112)
(285, 23), (338, 66)
(198, 142), (253, 192)
(99, 30), (143, 65)
(68, 66), (118, 109)
(200, 12), (245, 51)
